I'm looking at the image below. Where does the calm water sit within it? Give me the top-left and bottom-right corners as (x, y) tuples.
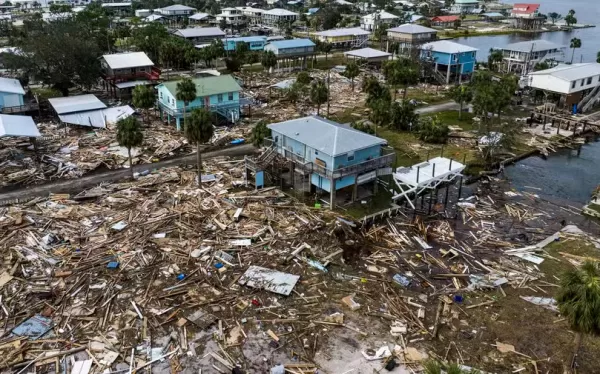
(455, 0), (599, 63)
(505, 139), (600, 204)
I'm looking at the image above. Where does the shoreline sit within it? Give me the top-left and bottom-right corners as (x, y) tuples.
(440, 24), (596, 39)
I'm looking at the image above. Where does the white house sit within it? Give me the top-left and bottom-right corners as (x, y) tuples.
(499, 40), (565, 75)
(215, 7), (245, 27)
(236, 6), (263, 25)
(314, 27), (370, 49)
(527, 63), (600, 112)
(450, 0), (479, 14)
(157, 4), (196, 17)
(361, 10), (399, 31)
(262, 8), (298, 26)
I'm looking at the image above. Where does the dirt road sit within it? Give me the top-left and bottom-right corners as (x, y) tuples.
(0, 144), (257, 204)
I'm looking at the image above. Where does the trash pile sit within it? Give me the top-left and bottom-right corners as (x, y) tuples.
(0, 118), (251, 187)
(0, 158), (586, 372)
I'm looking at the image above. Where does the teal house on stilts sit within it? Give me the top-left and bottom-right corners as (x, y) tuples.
(156, 75), (242, 129)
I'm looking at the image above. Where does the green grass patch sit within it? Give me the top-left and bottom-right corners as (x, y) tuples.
(404, 89), (449, 105)
(431, 110), (476, 130)
(31, 87), (62, 99)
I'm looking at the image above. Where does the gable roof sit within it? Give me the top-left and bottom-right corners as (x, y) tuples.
(145, 14), (164, 21)
(502, 40), (563, 53)
(0, 77), (25, 95)
(344, 47), (391, 59)
(528, 63), (600, 82)
(388, 23), (436, 34)
(226, 36), (267, 43)
(511, 3), (540, 14)
(0, 114), (40, 138)
(48, 94), (107, 115)
(315, 27), (370, 37)
(102, 52), (154, 69)
(159, 75), (242, 98)
(422, 40), (478, 54)
(174, 27), (225, 38)
(267, 38), (315, 49)
(431, 15), (460, 22)
(189, 12), (211, 20)
(160, 4), (196, 11)
(263, 8), (298, 16)
(268, 116), (386, 157)
(363, 10), (399, 20)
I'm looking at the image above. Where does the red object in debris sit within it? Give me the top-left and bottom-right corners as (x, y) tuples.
(251, 299), (260, 306)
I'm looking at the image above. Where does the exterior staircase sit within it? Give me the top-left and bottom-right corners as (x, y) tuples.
(580, 85), (600, 113)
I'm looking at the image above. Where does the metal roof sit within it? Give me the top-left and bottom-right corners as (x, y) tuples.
(115, 80), (152, 89)
(263, 8), (298, 16)
(189, 12), (210, 20)
(145, 14), (164, 21)
(528, 63), (600, 82)
(0, 114), (40, 138)
(0, 77), (25, 95)
(267, 116), (386, 157)
(48, 94), (107, 115)
(225, 36), (267, 43)
(363, 10), (399, 21)
(344, 47), (391, 59)
(160, 4), (196, 11)
(388, 23), (437, 34)
(502, 40), (563, 53)
(421, 40), (478, 54)
(58, 106), (134, 128)
(175, 27), (225, 38)
(159, 75), (242, 98)
(315, 27), (370, 37)
(101, 2), (131, 7)
(482, 12), (504, 17)
(267, 38), (315, 49)
(103, 52), (154, 70)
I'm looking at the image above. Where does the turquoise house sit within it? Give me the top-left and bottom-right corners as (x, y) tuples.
(0, 77), (25, 111)
(267, 116), (395, 208)
(156, 75), (242, 129)
(223, 36), (267, 51)
(421, 40), (478, 84)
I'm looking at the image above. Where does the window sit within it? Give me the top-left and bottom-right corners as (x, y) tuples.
(347, 152), (355, 162)
(581, 79), (585, 87)
(159, 91), (163, 99)
(315, 150), (319, 155)
(587, 77), (593, 85)
(218, 94), (223, 103)
(228, 92), (234, 101)
(572, 81), (576, 89)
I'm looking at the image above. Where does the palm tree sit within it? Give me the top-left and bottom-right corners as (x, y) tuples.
(570, 37), (582, 64)
(556, 261), (600, 369)
(132, 85), (156, 124)
(184, 108), (214, 186)
(116, 116), (144, 180)
(487, 49), (503, 72)
(176, 78), (197, 131)
(310, 79), (328, 116)
(448, 84), (473, 119)
(344, 61), (360, 91)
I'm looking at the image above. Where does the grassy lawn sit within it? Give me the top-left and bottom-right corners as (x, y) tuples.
(404, 89), (449, 105)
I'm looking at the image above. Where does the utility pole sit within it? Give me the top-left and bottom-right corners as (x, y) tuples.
(326, 68), (330, 116)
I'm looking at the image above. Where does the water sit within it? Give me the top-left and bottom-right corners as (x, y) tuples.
(505, 139), (600, 204)
(454, 0), (599, 63)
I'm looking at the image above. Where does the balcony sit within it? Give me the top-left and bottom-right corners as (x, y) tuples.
(271, 142), (395, 179)
(2, 102), (39, 114)
(103, 67), (161, 82)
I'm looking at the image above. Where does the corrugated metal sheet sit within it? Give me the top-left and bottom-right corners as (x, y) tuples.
(59, 105), (134, 128)
(0, 114), (40, 137)
(0, 77), (25, 95)
(48, 94), (107, 115)
(103, 52), (154, 70)
(238, 265), (300, 296)
(175, 27), (225, 38)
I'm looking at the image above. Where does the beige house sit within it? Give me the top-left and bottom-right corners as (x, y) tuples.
(387, 24), (437, 53)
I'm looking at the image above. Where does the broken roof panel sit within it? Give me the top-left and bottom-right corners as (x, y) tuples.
(238, 266), (300, 296)
(58, 105), (135, 128)
(0, 114), (40, 138)
(48, 94), (107, 115)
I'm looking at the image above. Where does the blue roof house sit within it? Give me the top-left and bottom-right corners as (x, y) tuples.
(264, 39), (316, 70)
(267, 116), (395, 208)
(223, 36), (267, 51)
(421, 40), (478, 84)
(156, 75), (242, 130)
(0, 77), (25, 112)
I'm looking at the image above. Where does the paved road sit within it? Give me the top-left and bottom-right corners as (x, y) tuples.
(415, 101), (461, 114)
(0, 144), (257, 204)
